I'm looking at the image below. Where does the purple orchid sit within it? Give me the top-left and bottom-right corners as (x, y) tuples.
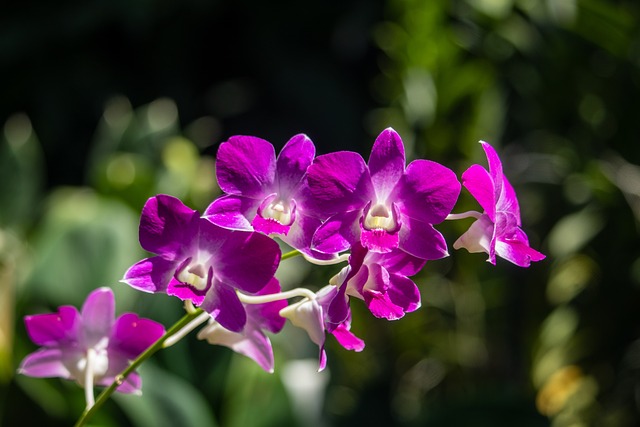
(18, 287), (165, 395)
(204, 134), (331, 260)
(453, 141), (545, 267)
(305, 128), (461, 260)
(280, 285), (364, 371)
(197, 278), (287, 373)
(328, 242), (426, 322)
(122, 194), (281, 332)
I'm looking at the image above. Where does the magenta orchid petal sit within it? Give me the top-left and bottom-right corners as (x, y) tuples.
(24, 307), (79, 346)
(331, 323), (365, 351)
(392, 159), (461, 225)
(122, 256), (178, 293)
(251, 278), (287, 334)
(367, 248), (426, 277)
(498, 174), (521, 222)
(481, 140), (505, 203)
(365, 290), (405, 320)
(81, 287), (115, 347)
(110, 313), (166, 359)
(460, 164), (496, 221)
(305, 151), (374, 215)
(139, 194), (200, 259)
(216, 135), (276, 197)
(312, 210), (362, 254)
(387, 274), (421, 314)
(368, 128), (406, 201)
(18, 348), (72, 378)
(276, 134), (315, 197)
(200, 282), (247, 333)
(399, 216), (449, 260)
(282, 213), (337, 261)
(204, 195), (257, 231)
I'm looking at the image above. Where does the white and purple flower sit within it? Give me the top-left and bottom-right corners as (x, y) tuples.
(18, 287), (165, 395)
(453, 141), (545, 267)
(122, 194), (281, 332)
(305, 128), (461, 260)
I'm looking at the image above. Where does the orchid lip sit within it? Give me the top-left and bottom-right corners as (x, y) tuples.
(257, 194), (296, 226)
(176, 257), (212, 292)
(362, 202), (399, 233)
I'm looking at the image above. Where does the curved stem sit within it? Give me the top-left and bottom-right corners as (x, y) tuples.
(74, 308), (204, 427)
(446, 211), (482, 221)
(281, 249), (301, 260)
(237, 287), (316, 304)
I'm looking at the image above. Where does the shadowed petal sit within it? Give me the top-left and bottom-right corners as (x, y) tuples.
(312, 210), (361, 254)
(393, 159), (460, 224)
(216, 135), (276, 197)
(461, 164), (496, 221)
(367, 248), (426, 277)
(250, 278), (287, 334)
(201, 282), (247, 333)
(368, 128), (406, 201)
(387, 274), (421, 313)
(481, 141), (505, 204)
(110, 313), (165, 359)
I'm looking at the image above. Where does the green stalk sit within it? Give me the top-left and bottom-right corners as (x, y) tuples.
(74, 308), (204, 427)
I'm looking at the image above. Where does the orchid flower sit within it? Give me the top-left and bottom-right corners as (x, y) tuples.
(279, 285), (364, 371)
(305, 128), (460, 260)
(452, 141), (545, 267)
(122, 194), (281, 332)
(197, 278), (287, 373)
(18, 287), (165, 406)
(204, 134), (332, 260)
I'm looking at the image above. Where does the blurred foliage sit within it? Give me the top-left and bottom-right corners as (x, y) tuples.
(1, 0), (640, 426)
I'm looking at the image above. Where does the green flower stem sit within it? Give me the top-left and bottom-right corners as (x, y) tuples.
(281, 249), (301, 260)
(74, 308), (204, 427)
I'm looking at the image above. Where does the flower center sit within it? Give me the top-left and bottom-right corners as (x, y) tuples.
(262, 199), (293, 226)
(177, 262), (209, 291)
(363, 203), (396, 231)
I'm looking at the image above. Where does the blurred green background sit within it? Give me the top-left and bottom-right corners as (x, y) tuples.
(2, 0), (640, 426)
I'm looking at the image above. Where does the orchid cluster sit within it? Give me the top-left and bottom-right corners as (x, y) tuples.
(19, 128), (544, 424)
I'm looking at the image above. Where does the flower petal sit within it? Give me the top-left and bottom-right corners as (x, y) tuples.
(461, 163), (496, 221)
(110, 313), (165, 359)
(452, 215), (495, 262)
(398, 216), (449, 260)
(393, 159), (460, 224)
(24, 306), (79, 346)
(280, 213), (336, 261)
(387, 274), (421, 313)
(249, 278), (287, 334)
(201, 282), (247, 332)
(139, 195), (200, 259)
(276, 134), (315, 198)
(81, 287), (115, 348)
(122, 256), (179, 293)
(204, 195), (258, 231)
(18, 348), (72, 379)
(368, 128), (406, 201)
(312, 210), (361, 254)
(331, 323), (365, 351)
(364, 290), (405, 320)
(480, 141), (505, 205)
(216, 135), (276, 197)
(367, 248), (426, 277)
(305, 151), (373, 216)
(213, 227), (281, 294)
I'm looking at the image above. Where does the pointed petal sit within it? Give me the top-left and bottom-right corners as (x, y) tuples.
(216, 135), (276, 197)
(368, 128), (406, 201)
(364, 290), (405, 320)
(204, 195), (258, 230)
(139, 195), (200, 258)
(110, 313), (165, 359)
(331, 323), (365, 351)
(81, 287), (115, 348)
(24, 306), (79, 346)
(276, 134), (315, 198)
(18, 349), (72, 379)
(312, 210), (361, 254)
(122, 256), (178, 293)
(201, 282), (247, 332)
(393, 159), (460, 224)
(305, 151), (373, 216)
(498, 175), (521, 222)
(480, 141), (505, 203)
(461, 164), (496, 221)
(399, 216), (449, 260)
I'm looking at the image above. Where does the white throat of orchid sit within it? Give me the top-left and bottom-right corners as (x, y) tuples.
(263, 199), (293, 225)
(177, 259), (210, 291)
(363, 202), (397, 231)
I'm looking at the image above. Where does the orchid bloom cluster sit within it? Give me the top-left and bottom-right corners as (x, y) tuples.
(19, 128), (544, 418)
